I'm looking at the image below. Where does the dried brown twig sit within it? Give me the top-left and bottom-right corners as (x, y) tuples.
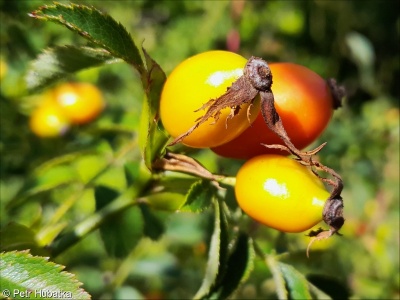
(152, 152), (223, 188)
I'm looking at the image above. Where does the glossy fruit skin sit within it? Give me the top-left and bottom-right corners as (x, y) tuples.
(212, 63), (334, 159)
(52, 82), (105, 125)
(235, 154), (330, 233)
(160, 51), (260, 148)
(29, 102), (70, 138)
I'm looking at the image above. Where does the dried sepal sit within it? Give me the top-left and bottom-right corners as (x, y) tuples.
(169, 57), (270, 146)
(327, 78), (346, 110)
(152, 151), (223, 188)
(306, 196), (344, 257)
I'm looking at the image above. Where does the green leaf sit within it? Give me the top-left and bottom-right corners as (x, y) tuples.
(94, 185), (120, 207)
(211, 233), (255, 299)
(114, 286), (145, 300)
(194, 199), (229, 299)
(308, 282), (333, 300)
(49, 185), (139, 257)
(73, 154), (109, 185)
(139, 49), (169, 170)
(7, 165), (80, 210)
(29, 2), (169, 169)
(124, 162), (140, 187)
(266, 255), (288, 300)
(345, 31), (375, 69)
(0, 223), (44, 255)
(124, 160), (152, 189)
(138, 98), (170, 170)
(180, 180), (216, 213)
(139, 204), (165, 241)
(29, 2), (144, 70)
(26, 46), (116, 92)
(278, 262), (313, 300)
(33, 165), (79, 190)
(0, 251), (90, 299)
(141, 48), (167, 119)
(144, 192), (186, 211)
(95, 186), (143, 258)
(137, 177), (195, 211)
(270, 243), (343, 299)
(36, 222), (68, 248)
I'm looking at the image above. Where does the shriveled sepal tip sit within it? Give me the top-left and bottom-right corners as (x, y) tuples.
(327, 78), (346, 110)
(168, 56), (271, 146)
(306, 196), (345, 257)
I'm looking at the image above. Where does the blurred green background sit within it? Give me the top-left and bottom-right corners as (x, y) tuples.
(0, 1), (398, 299)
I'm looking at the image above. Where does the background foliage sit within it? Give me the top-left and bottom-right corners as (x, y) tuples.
(1, 1), (399, 299)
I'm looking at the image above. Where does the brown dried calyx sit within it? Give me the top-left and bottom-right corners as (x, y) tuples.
(169, 57), (271, 146)
(306, 195), (345, 257)
(167, 56), (345, 254)
(152, 151), (223, 184)
(327, 78), (346, 110)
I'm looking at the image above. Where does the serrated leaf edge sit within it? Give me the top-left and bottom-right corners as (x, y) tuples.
(193, 199), (222, 299)
(29, 2), (144, 70)
(0, 250), (90, 299)
(180, 180), (214, 213)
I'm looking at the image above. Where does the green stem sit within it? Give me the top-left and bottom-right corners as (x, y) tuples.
(48, 184), (86, 226)
(49, 188), (139, 257)
(111, 238), (157, 289)
(47, 140), (146, 257)
(217, 176), (236, 187)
